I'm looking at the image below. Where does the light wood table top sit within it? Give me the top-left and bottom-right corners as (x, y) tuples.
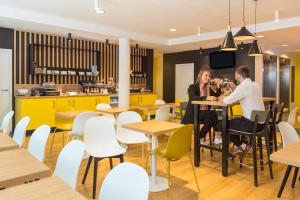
(0, 176), (87, 200)
(122, 120), (183, 136)
(0, 133), (19, 152)
(262, 97), (276, 102)
(270, 143), (300, 167)
(97, 107), (128, 115)
(55, 110), (101, 120)
(192, 100), (228, 107)
(0, 149), (51, 188)
(132, 103), (179, 112)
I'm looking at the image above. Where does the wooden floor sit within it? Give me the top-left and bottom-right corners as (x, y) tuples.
(23, 131), (300, 200)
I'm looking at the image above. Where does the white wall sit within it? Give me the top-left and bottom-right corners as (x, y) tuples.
(175, 63), (194, 101)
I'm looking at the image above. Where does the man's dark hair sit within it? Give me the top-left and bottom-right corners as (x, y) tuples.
(235, 66), (250, 78)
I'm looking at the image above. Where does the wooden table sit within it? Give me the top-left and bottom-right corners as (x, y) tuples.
(0, 149), (51, 188)
(123, 120), (183, 192)
(270, 143), (300, 197)
(0, 176), (87, 200)
(55, 110), (101, 121)
(134, 103), (179, 120)
(192, 100), (229, 177)
(0, 133), (19, 152)
(97, 108), (127, 118)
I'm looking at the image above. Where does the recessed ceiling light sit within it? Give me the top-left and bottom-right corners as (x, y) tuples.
(169, 28), (176, 32)
(280, 44), (288, 47)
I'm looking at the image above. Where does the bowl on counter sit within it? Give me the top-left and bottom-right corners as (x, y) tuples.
(17, 88), (30, 95)
(67, 92), (78, 96)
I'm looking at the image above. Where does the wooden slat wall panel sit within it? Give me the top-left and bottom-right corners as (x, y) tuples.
(14, 30), (148, 86)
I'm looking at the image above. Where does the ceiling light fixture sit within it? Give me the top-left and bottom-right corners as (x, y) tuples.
(249, 0), (263, 56)
(197, 26), (201, 36)
(169, 28), (176, 32)
(256, 35), (264, 38)
(221, 0), (237, 51)
(274, 10), (280, 22)
(95, 0), (105, 14)
(234, 0), (255, 40)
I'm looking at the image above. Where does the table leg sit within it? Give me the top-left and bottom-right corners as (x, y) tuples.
(222, 106), (229, 177)
(194, 104), (200, 167)
(147, 111), (151, 121)
(149, 135), (168, 192)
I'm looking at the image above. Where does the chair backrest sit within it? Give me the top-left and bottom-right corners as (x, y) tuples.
(179, 102), (188, 120)
(84, 116), (120, 151)
(53, 140), (85, 189)
(71, 112), (98, 136)
(272, 103), (284, 124)
(12, 117), (30, 147)
(287, 107), (298, 126)
(155, 99), (166, 105)
(96, 103), (111, 110)
(155, 105), (170, 121)
(28, 125), (51, 162)
(250, 110), (270, 133)
(116, 111), (144, 136)
(1, 111), (14, 135)
(99, 162), (149, 200)
(278, 122), (299, 148)
(164, 125), (194, 160)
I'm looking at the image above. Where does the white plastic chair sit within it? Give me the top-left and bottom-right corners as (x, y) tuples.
(68, 112), (98, 139)
(1, 111), (14, 135)
(155, 99), (166, 105)
(96, 103), (116, 124)
(287, 107), (298, 126)
(116, 111), (149, 159)
(278, 122), (299, 148)
(53, 140), (85, 189)
(155, 105), (171, 121)
(99, 162), (149, 200)
(82, 116), (126, 198)
(28, 125), (51, 162)
(12, 116), (30, 147)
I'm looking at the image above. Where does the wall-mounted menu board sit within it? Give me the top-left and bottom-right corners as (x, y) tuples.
(28, 43), (100, 76)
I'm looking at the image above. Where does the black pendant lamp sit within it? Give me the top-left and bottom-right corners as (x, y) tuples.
(221, 0), (237, 51)
(249, 0), (263, 56)
(234, 0), (255, 40)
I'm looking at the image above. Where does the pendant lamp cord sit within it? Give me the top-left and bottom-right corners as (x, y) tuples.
(243, 0), (245, 25)
(228, 0), (231, 30)
(254, 0), (257, 35)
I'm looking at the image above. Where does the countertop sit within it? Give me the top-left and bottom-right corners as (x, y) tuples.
(15, 92), (156, 99)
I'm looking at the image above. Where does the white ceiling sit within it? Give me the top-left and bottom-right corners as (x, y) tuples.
(0, 0), (300, 53)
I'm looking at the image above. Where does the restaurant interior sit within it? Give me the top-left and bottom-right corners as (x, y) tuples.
(0, 0), (300, 199)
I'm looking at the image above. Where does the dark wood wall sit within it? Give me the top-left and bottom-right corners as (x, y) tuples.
(163, 43), (255, 102)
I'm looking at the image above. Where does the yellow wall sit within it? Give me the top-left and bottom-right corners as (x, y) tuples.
(153, 50), (163, 99)
(294, 53), (300, 128)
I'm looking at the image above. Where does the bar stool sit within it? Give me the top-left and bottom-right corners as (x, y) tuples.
(270, 103), (284, 152)
(228, 110), (273, 186)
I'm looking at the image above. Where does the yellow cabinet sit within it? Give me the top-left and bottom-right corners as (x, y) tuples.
(15, 98), (56, 130)
(130, 94), (157, 106)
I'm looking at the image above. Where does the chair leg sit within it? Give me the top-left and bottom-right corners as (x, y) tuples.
(252, 134), (258, 187)
(50, 128), (57, 152)
(93, 158), (99, 199)
(258, 136), (264, 171)
(109, 158), (113, 169)
(166, 160), (172, 200)
(188, 154), (200, 193)
(209, 130), (213, 158)
(145, 153), (150, 174)
(273, 125), (278, 152)
(278, 165), (293, 198)
(292, 167), (299, 188)
(82, 156), (93, 184)
(264, 129), (274, 179)
(120, 154), (124, 163)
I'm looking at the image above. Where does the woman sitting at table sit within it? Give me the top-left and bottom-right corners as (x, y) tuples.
(182, 67), (222, 143)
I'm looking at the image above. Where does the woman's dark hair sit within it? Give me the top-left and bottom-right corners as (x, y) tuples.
(235, 66), (250, 78)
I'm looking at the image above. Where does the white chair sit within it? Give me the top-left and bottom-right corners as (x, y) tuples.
(12, 116), (30, 147)
(155, 99), (166, 105)
(116, 111), (149, 159)
(82, 116), (126, 199)
(28, 125), (51, 162)
(287, 107), (298, 126)
(68, 112), (98, 140)
(99, 162), (149, 200)
(278, 122), (299, 148)
(53, 140), (85, 189)
(0, 111), (14, 135)
(155, 105), (171, 121)
(96, 103), (116, 124)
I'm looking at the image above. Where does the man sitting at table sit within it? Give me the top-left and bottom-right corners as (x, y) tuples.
(218, 66), (265, 156)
